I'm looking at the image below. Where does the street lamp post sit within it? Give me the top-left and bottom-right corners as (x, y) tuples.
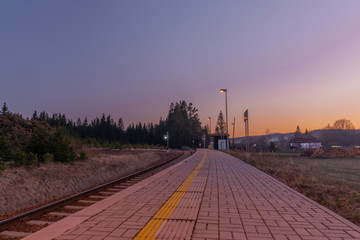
(164, 131), (169, 151)
(207, 117), (211, 134)
(219, 89), (229, 152)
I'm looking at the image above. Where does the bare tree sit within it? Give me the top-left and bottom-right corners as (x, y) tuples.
(320, 119), (357, 147)
(265, 129), (270, 135)
(332, 119), (355, 130)
(323, 119), (355, 130)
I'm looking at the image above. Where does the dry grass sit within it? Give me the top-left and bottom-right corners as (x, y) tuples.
(0, 149), (179, 216)
(230, 150), (360, 226)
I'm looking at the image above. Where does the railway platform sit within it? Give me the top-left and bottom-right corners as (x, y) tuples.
(23, 150), (360, 240)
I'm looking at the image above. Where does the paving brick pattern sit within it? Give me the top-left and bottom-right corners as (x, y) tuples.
(52, 154), (203, 240)
(24, 150), (360, 240)
(191, 151), (360, 240)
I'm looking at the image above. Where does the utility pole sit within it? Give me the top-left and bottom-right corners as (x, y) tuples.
(207, 117), (211, 134)
(232, 117), (235, 148)
(225, 92), (229, 152)
(219, 89), (229, 152)
(244, 110), (249, 152)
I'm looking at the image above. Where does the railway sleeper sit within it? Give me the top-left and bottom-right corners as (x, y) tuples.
(78, 200), (98, 204)
(106, 188), (121, 192)
(110, 186), (127, 190)
(125, 179), (141, 183)
(98, 191), (115, 195)
(0, 230), (31, 238)
(88, 195), (107, 200)
(26, 220), (54, 226)
(47, 212), (72, 217)
(64, 205), (86, 210)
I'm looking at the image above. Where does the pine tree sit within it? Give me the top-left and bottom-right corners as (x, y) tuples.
(25, 128), (51, 161)
(39, 111), (47, 121)
(118, 118), (124, 131)
(1, 103), (8, 116)
(83, 117), (88, 127)
(0, 135), (11, 161)
(76, 118), (82, 126)
(295, 125), (301, 137)
(215, 111), (225, 135)
(166, 100), (202, 148)
(32, 110), (38, 120)
(49, 128), (76, 162)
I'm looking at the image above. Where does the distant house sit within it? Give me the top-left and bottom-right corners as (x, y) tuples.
(289, 134), (322, 150)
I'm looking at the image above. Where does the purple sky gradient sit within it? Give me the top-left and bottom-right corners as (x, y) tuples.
(1, 1), (360, 136)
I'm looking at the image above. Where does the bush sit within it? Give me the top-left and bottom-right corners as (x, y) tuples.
(0, 163), (8, 171)
(78, 151), (87, 161)
(27, 152), (38, 166)
(43, 153), (54, 163)
(268, 142), (278, 152)
(181, 146), (192, 151)
(122, 144), (133, 149)
(11, 149), (27, 166)
(83, 138), (100, 147)
(25, 128), (51, 162)
(50, 128), (76, 163)
(0, 135), (11, 161)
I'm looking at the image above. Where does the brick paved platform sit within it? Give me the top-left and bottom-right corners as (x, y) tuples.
(23, 150), (360, 240)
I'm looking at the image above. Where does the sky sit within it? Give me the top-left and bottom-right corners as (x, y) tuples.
(1, 0), (360, 137)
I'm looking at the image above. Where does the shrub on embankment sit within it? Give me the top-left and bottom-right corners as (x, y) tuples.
(0, 113), (83, 169)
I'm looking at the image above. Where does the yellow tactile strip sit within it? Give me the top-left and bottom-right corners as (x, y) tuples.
(154, 219), (195, 239)
(134, 152), (207, 239)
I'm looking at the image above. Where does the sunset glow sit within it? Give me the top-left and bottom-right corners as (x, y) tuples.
(1, 1), (360, 137)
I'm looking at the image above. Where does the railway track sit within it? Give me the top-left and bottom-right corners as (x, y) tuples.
(0, 150), (191, 240)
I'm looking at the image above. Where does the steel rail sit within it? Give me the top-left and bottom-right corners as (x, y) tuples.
(0, 151), (187, 231)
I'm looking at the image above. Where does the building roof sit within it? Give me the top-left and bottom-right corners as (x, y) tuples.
(289, 134), (320, 143)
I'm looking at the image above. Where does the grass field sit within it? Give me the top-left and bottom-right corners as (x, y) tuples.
(262, 156), (360, 191)
(251, 152), (301, 157)
(230, 150), (360, 226)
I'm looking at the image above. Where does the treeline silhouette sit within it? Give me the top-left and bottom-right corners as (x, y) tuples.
(0, 100), (204, 168)
(30, 100), (204, 148)
(31, 111), (168, 147)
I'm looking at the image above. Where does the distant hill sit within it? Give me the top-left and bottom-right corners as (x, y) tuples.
(233, 132), (293, 144)
(233, 129), (360, 148)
